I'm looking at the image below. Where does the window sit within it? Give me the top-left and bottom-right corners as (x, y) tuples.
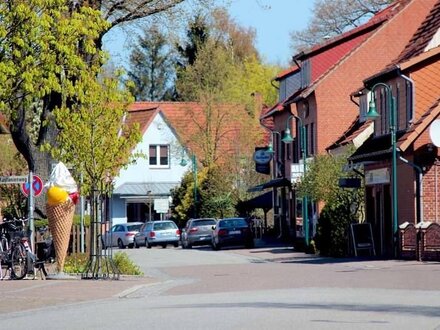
(149, 145), (169, 168)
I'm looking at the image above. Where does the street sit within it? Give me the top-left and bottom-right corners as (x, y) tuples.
(1, 243), (440, 329)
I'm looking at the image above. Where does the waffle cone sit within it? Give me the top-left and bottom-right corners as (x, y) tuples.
(46, 200), (75, 273)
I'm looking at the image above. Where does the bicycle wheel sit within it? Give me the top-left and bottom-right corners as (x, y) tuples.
(11, 242), (28, 280)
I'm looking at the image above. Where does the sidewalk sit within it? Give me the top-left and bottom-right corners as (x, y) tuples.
(0, 275), (157, 314)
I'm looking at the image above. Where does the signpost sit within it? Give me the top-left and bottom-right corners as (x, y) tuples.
(1, 174), (44, 253)
(20, 174), (43, 197)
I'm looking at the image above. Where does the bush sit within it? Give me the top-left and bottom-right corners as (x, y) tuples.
(315, 201), (356, 257)
(64, 253), (90, 274)
(113, 252), (143, 275)
(63, 252), (143, 275)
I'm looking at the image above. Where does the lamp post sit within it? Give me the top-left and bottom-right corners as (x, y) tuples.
(366, 82), (398, 256)
(282, 114), (309, 247)
(180, 152), (198, 218)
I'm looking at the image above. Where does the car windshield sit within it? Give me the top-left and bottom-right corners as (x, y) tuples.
(154, 222), (177, 230)
(193, 219), (216, 226)
(219, 219), (247, 228)
(127, 224), (142, 231)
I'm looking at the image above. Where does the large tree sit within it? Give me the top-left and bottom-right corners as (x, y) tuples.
(290, 0), (393, 52)
(1, 0), (211, 216)
(127, 24), (174, 101)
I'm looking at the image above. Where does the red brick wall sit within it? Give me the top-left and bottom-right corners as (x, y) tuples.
(423, 164), (440, 222)
(314, 0), (437, 154)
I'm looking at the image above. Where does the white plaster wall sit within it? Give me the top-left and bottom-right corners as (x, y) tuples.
(114, 112), (191, 188)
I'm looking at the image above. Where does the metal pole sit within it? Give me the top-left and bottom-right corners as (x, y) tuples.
(193, 154), (197, 218)
(390, 94), (398, 256)
(80, 172), (84, 253)
(28, 171), (35, 252)
(302, 125), (309, 247)
(289, 114), (309, 248)
(369, 82), (399, 257)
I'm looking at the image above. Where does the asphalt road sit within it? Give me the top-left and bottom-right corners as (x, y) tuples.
(1, 244), (440, 329)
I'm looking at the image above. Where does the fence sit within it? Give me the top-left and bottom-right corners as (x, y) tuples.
(399, 221), (440, 261)
(35, 225), (90, 255)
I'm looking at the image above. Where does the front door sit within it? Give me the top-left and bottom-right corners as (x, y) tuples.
(366, 184), (393, 257)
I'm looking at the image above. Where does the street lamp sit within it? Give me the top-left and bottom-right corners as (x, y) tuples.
(366, 82), (398, 256)
(180, 152), (198, 218)
(283, 114), (309, 247)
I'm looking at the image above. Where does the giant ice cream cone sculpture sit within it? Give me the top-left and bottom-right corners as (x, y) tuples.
(46, 199), (75, 272)
(45, 162), (79, 274)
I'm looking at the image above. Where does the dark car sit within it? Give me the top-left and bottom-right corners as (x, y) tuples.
(211, 217), (254, 250)
(181, 218), (217, 248)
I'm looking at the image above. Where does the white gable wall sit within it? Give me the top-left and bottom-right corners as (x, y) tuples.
(111, 112), (192, 224)
(114, 112), (190, 188)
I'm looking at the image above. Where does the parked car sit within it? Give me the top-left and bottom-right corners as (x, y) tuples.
(181, 218), (217, 248)
(211, 217), (254, 250)
(134, 220), (180, 248)
(102, 222), (143, 249)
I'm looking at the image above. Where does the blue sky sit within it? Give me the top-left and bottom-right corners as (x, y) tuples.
(103, 0), (313, 68)
(228, 0), (313, 65)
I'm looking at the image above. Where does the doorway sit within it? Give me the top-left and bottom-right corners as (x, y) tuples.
(366, 184), (393, 257)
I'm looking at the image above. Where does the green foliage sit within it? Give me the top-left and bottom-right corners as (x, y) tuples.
(128, 24), (174, 101)
(63, 252), (143, 275)
(113, 252), (143, 275)
(298, 153), (349, 204)
(297, 150), (364, 257)
(314, 195), (358, 257)
(63, 253), (90, 274)
(46, 69), (142, 196)
(73, 214), (91, 226)
(171, 165), (237, 225)
(198, 166), (236, 219)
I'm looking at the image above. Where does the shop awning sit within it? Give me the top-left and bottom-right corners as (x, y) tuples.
(113, 182), (179, 198)
(247, 178), (291, 192)
(238, 191), (273, 211)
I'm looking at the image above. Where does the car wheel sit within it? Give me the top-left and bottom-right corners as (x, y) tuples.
(128, 243), (134, 249)
(117, 239), (125, 249)
(146, 239), (152, 249)
(187, 243), (192, 249)
(173, 242), (179, 248)
(134, 239), (140, 249)
(245, 241), (254, 249)
(162, 244), (167, 248)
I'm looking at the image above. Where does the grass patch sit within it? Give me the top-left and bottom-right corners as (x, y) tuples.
(63, 252), (143, 275)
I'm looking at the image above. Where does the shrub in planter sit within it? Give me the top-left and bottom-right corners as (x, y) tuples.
(63, 252), (143, 275)
(315, 198), (357, 257)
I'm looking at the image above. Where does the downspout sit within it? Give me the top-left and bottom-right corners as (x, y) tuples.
(396, 70), (420, 223)
(399, 155), (423, 223)
(397, 69), (415, 121)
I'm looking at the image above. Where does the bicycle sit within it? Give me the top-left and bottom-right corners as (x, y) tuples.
(0, 218), (30, 280)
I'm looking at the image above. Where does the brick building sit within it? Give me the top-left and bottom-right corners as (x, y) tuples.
(338, 0), (440, 257)
(259, 0), (436, 246)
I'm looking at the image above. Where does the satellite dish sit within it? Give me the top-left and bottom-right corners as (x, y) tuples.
(429, 119), (440, 147)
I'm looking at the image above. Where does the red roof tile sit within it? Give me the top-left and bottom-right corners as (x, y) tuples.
(393, 0), (440, 64)
(127, 102), (266, 164)
(398, 97), (440, 151)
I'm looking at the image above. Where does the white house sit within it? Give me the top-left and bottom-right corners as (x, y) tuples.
(111, 103), (194, 225)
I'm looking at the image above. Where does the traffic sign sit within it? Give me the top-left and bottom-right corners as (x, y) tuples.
(21, 175), (44, 197)
(0, 176), (27, 184)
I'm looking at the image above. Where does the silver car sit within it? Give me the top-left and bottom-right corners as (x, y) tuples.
(181, 218), (217, 248)
(102, 222), (143, 249)
(134, 220), (180, 248)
